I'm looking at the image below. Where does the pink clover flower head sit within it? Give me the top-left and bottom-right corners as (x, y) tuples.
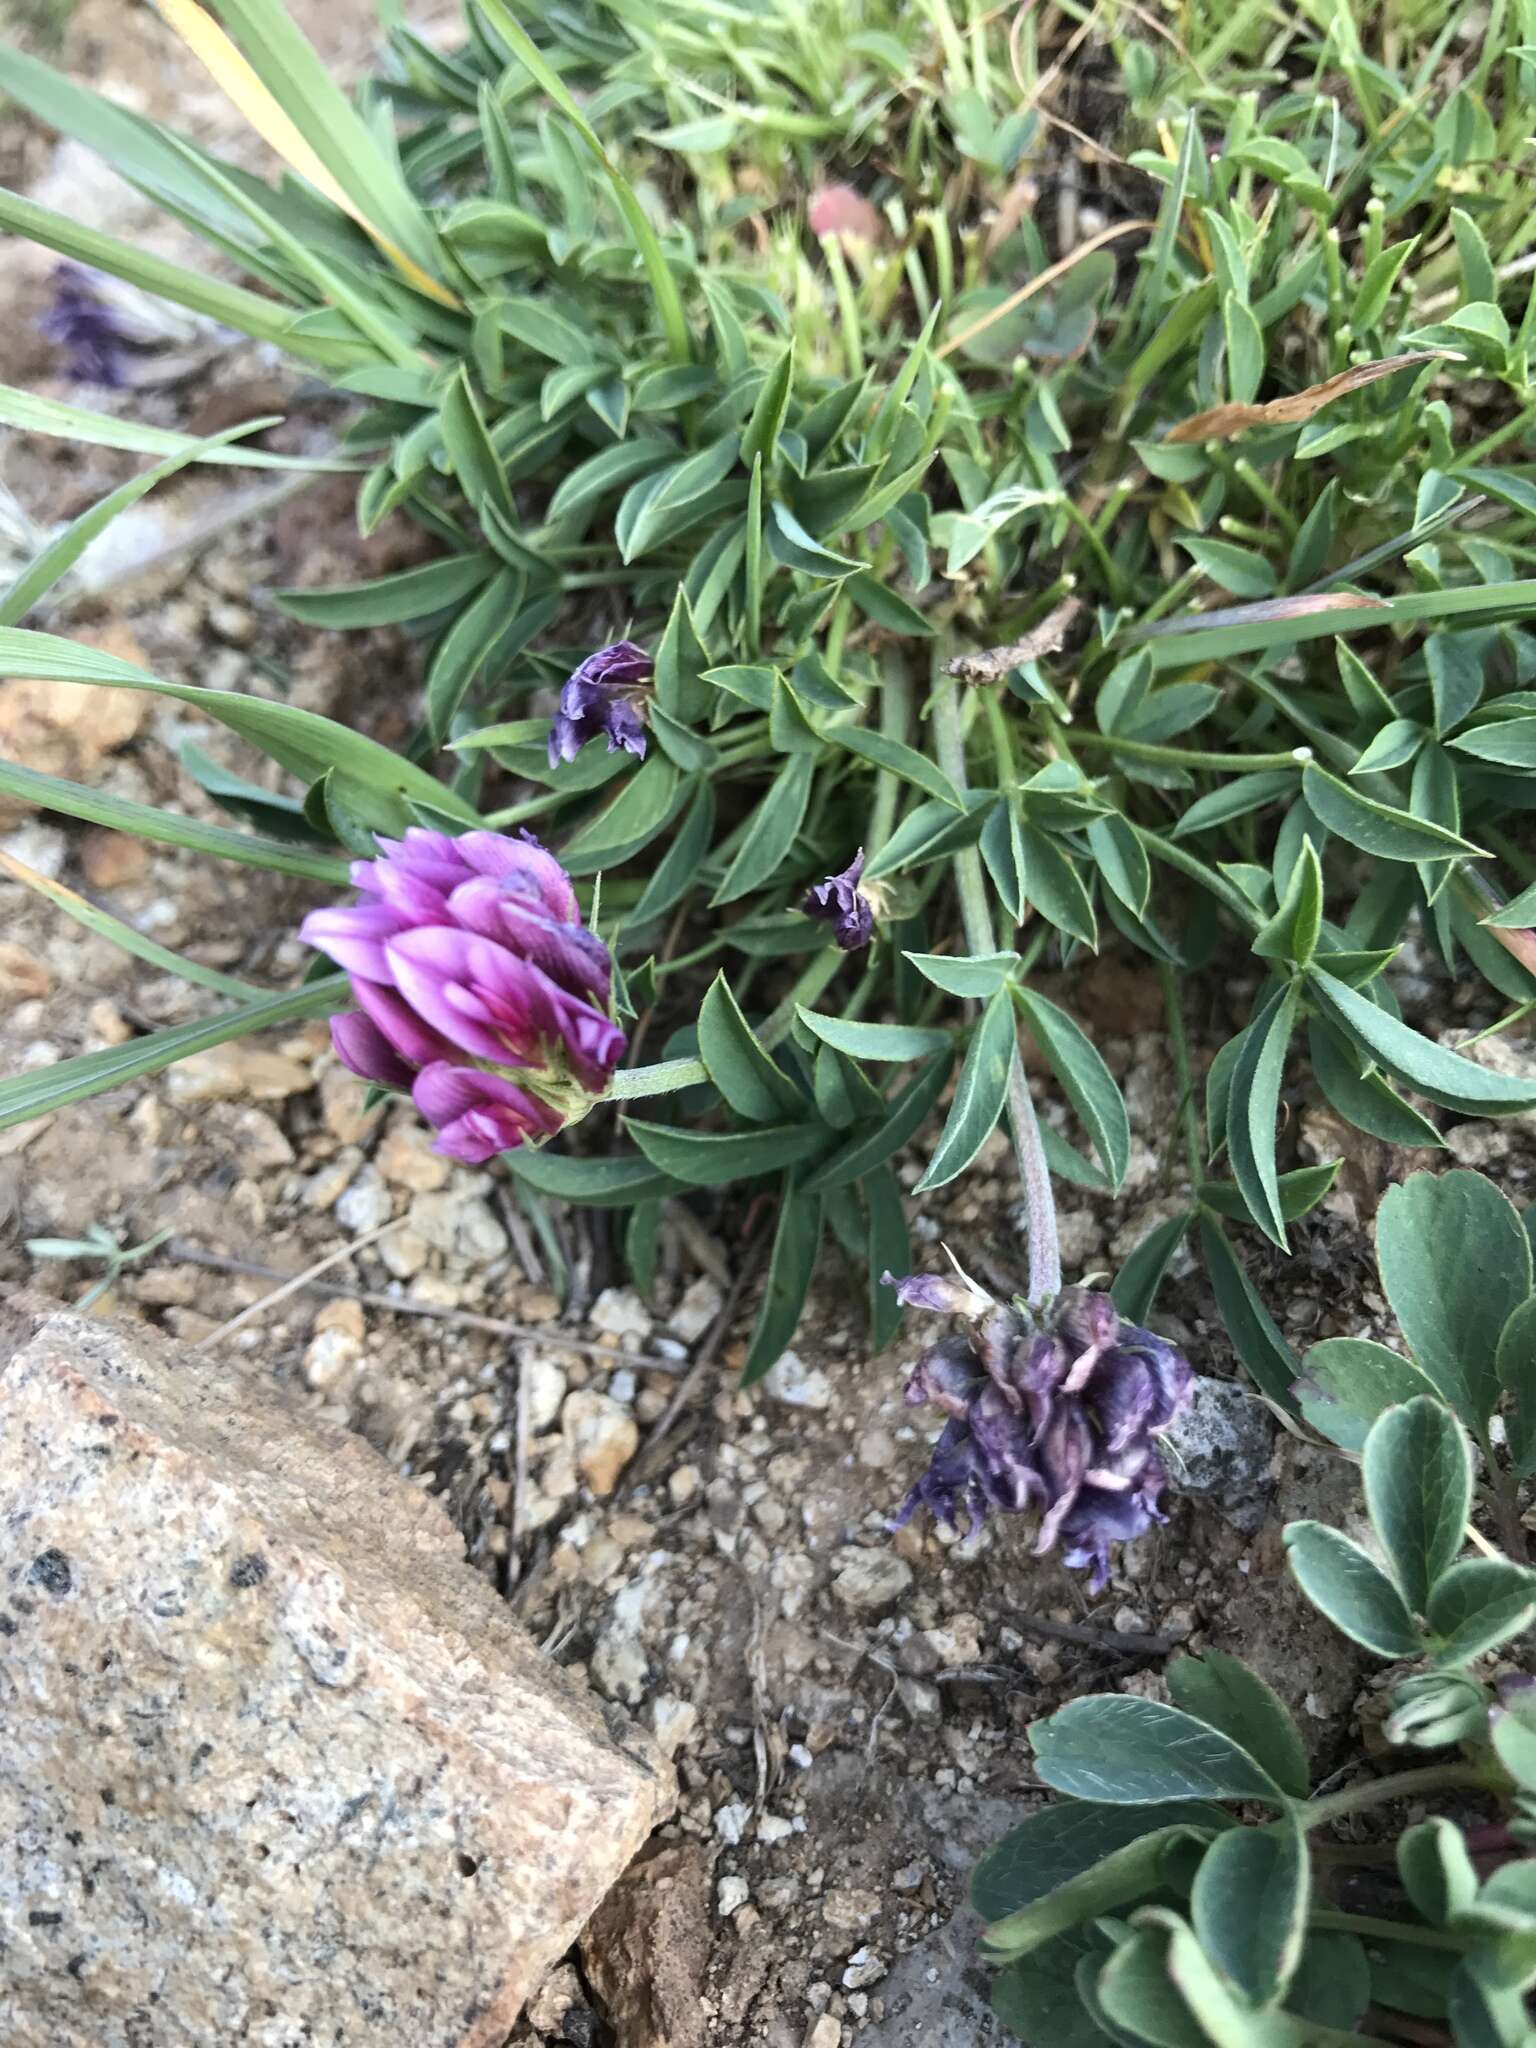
(301, 826), (625, 1163)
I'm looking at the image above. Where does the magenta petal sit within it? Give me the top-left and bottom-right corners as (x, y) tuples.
(385, 927), (536, 1062)
(330, 1011), (415, 1088)
(352, 975), (458, 1068)
(412, 1062), (562, 1163)
(457, 830), (578, 921)
(299, 902), (411, 982)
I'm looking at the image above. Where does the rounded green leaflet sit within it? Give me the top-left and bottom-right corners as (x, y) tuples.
(1029, 1696), (1287, 1805)
(1375, 1170), (1533, 1428)
(1361, 1397), (1472, 1615)
(1282, 1521), (1423, 1658)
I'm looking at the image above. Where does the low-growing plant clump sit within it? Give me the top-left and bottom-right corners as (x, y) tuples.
(4, 0), (1536, 2037)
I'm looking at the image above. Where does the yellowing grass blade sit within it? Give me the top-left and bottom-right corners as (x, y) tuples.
(157, 0), (460, 310)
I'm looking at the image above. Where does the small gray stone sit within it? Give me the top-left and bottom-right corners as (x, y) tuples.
(1161, 1374), (1275, 1532)
(408, 1191), (508, 1262)
(764, 1349), (833, 1410)
(830, 1547), (913, 1613)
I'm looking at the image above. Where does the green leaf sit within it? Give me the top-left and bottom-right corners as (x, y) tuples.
(475, 0), (690, 362)
(1190, 1813), (1309, 2007)
(1199, 1162), (1342, 1227)
(628, 781), (714, 927)
(1226, 983), (1297, 1249)
(0, 627), (476, 833)
(560, 755), (684, 873)
(915, 987), (1015, 1192)
(0, 380), (353, 471)
(972, 1800), (1232, 1925)
(1350, 718), (1426, 776)
(1301, 764), (1481, 862)
(439, 366), (513, 517)
(831, 725), (964, 808)
(904, 950), (1020, 998)
(1285, 1934), (1371, 2030)
(1296, 1337), (1439, 1453)
(1167, 1651), (1311, 1800)
(1307, 972), (1536, 1117)
(0, 975), (346, 1130)
(1087, 812), (1152, 918)
(1376, 1170), (1533, 1428)
(1180, 535), (1278, 597)
(1112, 1211), (1194, 1322)
(275, 554), (494, 627)
(1020, 822), (1098, 946)
(1427, 629), (1491, 735)
(1198, 1216), (1303, 1413)
(1015, 988), (1131, 1190)
(502, 1148), (683, 1207)
(423, 566), (525, 743)
(624, 1118), (824, 1187)
(698, 976), (803, 1123)
(741, 343), (794, 468)
(0, 758), (348, 885)
(1252, 841), (1322, 968)
(766, 500), (862, 577)
(796, 1012), (951, 1062)
(741, 1184), (822, 1384)
(1307, 1018), (1445, 1148)
(981, 1822), (1219, 1964)
(801, 1054), (953, 1194)
(1426, 1558), (1536, 1664)
(1282, 1521), (1423, 1658)
(1096, 1928), (1210, 2048)
(1449, 716), (1536, 767)
(1362, 1398), (1472, 1614)
(548, 438), (676, 524)
(865, 1165), (908, 1352)
(1029, 1695), (1286, 1805)
(990, 1935), (1116, 2048)
(1496, 1295), (1536, 1473)
(711, 752), (813, 906)
(1400, 1819), (1480, 1928)
(865, 794), (992, 880)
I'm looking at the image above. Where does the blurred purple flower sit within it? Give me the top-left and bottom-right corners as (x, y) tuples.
(888, 1280), (1193, 1591)
(300, 826), (625, 1164)
(39, 263), (137, 387)
(548, 641), (653, 766)
(803, 850), (875, 950)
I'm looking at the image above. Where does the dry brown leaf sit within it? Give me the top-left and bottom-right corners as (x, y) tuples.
(1129, 590), (1386, 645)
(947, 598), (1085, 683)
(1165, 350), (1455, 445)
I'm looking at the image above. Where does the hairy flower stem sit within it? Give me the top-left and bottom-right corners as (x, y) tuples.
(1305, 1910), (1473, 1954)
(1304, 1761), (1501, 1831)
(932, 672), (1062, 1304)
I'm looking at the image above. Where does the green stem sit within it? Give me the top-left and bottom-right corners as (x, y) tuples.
(868, 659), (913, 857)
(1075, 731), (1313, 774)
(1159, 961), (1204, 1186)
(1476, 1424), (1528, 1560)
(1305, 1911), (1472, 1955)
(608, 1056), (708, 1098)
(933, 671), (1062, 1302)
(1305, 1761), (1499, 1831)
(761, 947), (843, 1048)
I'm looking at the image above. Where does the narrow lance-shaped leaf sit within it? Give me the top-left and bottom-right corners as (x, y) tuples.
(916, 988), (1014, 1192)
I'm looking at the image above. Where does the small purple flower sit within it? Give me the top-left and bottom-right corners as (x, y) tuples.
(888, 1279), (1194, 1592)
(548, 641), (653, 767)
(300, 826), (625, 1164)
(883, 1267), (993, 1319)
(804, 850), (875, 950)
(39, 263), (137, 387)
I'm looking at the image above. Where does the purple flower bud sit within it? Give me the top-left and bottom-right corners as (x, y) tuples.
(39, 263), (137, 387)
(803, 851), (876, 951)
(889, 1281), (1193, 1591)
(300, 826), (624, 1159)
(547, 641), (653, 766)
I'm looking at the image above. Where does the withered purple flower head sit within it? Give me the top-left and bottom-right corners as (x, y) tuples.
(299, 827), (625, 1165)
(548, 641), (653, 767)
(803, 849), (884, 951)
(40, 263), (137, 388)
(887, 1277), (1193, 1592)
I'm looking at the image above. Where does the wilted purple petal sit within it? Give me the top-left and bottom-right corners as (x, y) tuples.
(969, 1386), (1047, 1513)
(40, 263), (136, 387)
(884, 1268), (993, 1318)
(905, 1337), (984, 1418)
(803, 850), (874, 951)
(547, 642), (652, 765)
(890, 1418), (988, 1531)
(330, 1011), (415, 1089)
(1093, 1355), (1158, 1455)
(1118, 1325), (1194, 1428)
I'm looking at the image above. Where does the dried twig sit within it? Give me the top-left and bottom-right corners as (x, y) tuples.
(193, 1221), (402, 1348)
(946, 597), (1085, 684)
(1008, 1610), (1177, 1657)
(168, 1238), (684, 1371)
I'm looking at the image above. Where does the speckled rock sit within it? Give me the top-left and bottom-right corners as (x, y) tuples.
(0, 1300), (673, 2048)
